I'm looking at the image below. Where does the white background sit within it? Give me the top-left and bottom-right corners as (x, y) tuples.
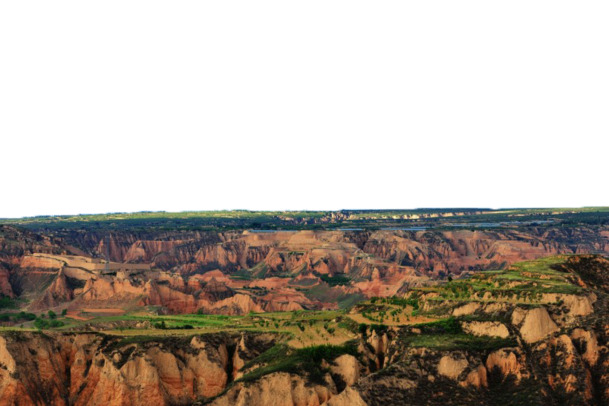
(1, 1), (607, 218)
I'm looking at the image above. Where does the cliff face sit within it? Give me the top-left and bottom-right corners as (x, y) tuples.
(0, 226), (67, 270)
(0, 264), (13, 297)
(0, 226), (71, 301)
(340, 317), (609, 406)
(59, 227), (609, 278)
(2, 226), (609, 316)
(197, 328), (608, 405)
(0, 332), (276, 406)
(334, 256), (609, 406)
(2, 325), (607, 406)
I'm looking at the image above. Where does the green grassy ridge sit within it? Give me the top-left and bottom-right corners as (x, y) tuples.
(410, 256), (584, 303)
(353, 255), (594, 326)
(3, 207), (608, 231)
(100, 333), (191, 353)
(77, 313), (240, 329)
(0, 208), (501, 224)
(401, 333), (517, 351)
(411, 317), (463, 334)
(47, 309), (350, 334)
(0, 210), (330, 223)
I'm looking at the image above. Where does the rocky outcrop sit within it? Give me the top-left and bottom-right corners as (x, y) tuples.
(323, 387), (367, 406)
(348, 335), (607, 406)
(210, 372), (335, 406)
(437, 355), (469, 379)
(513, 307), (559, 344)
(452, 302), (480, 317)
(201, 278), (236, 302)
(0, 264), (14, 297)
(330, 354), (360, 388)
(485, 348), (527, 381)
(29, 269), (74, 309)
(461, 321), (510, 338)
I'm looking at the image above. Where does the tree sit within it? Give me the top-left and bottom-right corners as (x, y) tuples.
(48, 310), (57, 319)
(34, 318), (47, 329)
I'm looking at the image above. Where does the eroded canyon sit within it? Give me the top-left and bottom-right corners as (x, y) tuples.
(1, 210), (609, 405)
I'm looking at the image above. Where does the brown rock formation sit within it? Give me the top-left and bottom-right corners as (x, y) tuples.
(210, 372), (335, 406)
(0, 332), (276, 406)
(2, 225), (609, 315)
(461, 321), (510, 338)
(515, 307), (559, 344)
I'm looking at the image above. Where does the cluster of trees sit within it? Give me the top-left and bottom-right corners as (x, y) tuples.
(1, 308), (70, 328)
(0, 295), (17, 309)
(153, 320), (193, 329)
(0, 311), (36, 323)
(33, 309), (68, 329)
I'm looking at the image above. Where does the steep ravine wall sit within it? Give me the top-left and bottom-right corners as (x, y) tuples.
(54, 227), (609, 278)
(0, 332), (276, 406)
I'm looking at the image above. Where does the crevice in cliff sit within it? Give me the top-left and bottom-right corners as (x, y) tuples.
(225, 342), (237, 384)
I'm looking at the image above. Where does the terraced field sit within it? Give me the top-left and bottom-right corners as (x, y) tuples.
(1, 255), (592, 342)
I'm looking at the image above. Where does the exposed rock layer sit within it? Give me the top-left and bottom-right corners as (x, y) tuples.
(2, 225), (609, 315)
(0, 332), (276, 406)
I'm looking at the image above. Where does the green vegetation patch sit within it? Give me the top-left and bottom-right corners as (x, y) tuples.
(401, 316), (516, 351)
(0, 295), (18, 309)
(406, 256), (585, 315)
(0, 311), (36, 323)
(412, 317), (463, 334)
(402, 333), (516, 351)
(305, 284), (364, 309)
(317, 273), (351, 286)
(239, 341), (359, 384)
(34, 318), (64, 329)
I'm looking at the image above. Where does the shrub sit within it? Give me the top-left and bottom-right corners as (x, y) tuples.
(415, 317), (462, 334)
(153, 321), (167, 329)
(16, 312), (36, 321)
(370, 324), (388, 334)
(0, 295), (17, 309)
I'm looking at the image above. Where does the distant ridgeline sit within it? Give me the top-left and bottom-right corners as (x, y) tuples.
(1, 207), (608, 232)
